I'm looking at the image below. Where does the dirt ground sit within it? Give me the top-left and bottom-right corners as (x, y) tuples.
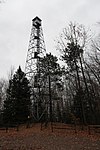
(0, 123), (100, 150)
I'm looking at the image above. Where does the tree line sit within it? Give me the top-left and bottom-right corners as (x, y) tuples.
(0, 22), (100, 126)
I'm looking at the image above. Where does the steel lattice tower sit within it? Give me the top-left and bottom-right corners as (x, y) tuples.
(25, 17), (47, 121)
(25, 16), (46, 81)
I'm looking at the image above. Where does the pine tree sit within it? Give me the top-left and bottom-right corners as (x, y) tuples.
(3, 66), (31, 124)
(39, 53), (62, 122)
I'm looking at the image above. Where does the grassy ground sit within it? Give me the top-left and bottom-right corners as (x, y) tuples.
(0, 123), (100, 150)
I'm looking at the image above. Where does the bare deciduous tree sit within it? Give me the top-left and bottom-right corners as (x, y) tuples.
(56, 22), (93, 125)
(0, 78), (8, 110)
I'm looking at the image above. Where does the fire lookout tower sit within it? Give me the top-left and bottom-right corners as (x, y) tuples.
(25, 17), (46, 121)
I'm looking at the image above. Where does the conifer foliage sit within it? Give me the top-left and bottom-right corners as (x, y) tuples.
(3, 66), (31, 124)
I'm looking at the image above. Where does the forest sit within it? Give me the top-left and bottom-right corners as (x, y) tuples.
(0, 22), (100, 127)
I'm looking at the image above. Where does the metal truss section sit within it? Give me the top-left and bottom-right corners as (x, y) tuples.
(25, 16), (46, 82)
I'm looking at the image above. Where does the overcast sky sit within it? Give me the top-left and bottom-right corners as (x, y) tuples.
(0, 0), (100, 79)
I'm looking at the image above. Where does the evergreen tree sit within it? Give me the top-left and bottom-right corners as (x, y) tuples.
(32, 53), (62, 122)
(3, 66), (31, 124)
(39, 53), (62, 121)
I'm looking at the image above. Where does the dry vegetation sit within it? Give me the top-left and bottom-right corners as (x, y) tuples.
(0, 123), (100, 150)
